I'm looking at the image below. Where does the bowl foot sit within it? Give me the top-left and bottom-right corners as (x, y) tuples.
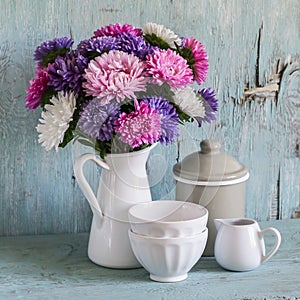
(150, 273), (188, 283)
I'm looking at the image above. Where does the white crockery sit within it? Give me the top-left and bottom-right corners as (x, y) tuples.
(214, 218), (281, 271)
(128, 227), (208, 282)
(128, 200), (208, 237)
(74, 144), (157, 268)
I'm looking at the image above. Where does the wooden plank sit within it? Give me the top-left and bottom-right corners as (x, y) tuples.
(277, 59), (300, 219)
(0, 219), (299, 299)
(0, 0), (299, 235)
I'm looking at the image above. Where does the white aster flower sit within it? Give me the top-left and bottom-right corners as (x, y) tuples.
(173, 86), (205, 118)
(142, 22), (182, 48)
(36, 91), (76, 151)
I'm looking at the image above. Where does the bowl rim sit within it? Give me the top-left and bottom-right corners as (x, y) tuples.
(128, 227), (208, 241)
(128, 200), (208, 224)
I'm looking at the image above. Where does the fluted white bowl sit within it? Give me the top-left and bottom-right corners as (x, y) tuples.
(128, 200), (208, 238)
(128, 227), (208, 282)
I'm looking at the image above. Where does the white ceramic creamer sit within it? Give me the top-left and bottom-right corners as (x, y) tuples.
(214, 218), (281, 271)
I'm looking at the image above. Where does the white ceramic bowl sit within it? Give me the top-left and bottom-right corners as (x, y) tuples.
(128, 227), (208, 282)
(128, 200), (208, 237)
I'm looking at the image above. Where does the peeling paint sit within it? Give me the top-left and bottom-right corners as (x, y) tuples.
(244, 82), (279, 99)
(293, 207), (300, 218)
(242, 56), (299, 105)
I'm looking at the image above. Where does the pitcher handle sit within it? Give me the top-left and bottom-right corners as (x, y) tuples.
(74, 153), (110, 216)
(260, 227), (281, 263)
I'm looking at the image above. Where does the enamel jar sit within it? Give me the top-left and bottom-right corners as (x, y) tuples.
(173, 140), (249, 256)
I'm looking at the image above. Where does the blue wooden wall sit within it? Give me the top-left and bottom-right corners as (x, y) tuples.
(0, 0), (299, 236)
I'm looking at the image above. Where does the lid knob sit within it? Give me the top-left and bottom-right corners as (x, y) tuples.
(200, 140), (221, 154)
(173, 139), (249, 184)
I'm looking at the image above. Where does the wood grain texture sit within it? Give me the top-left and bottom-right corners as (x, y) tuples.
(0, 219), (299, 299)
(0, 0), (299, 235)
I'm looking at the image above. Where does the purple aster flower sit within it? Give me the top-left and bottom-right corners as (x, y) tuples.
(196, 87), (218, 125)
(48, 50), (89, 94)
(179, 37), (186, 48)
(115, 33), (156, 60)
(140, 96), (179, 144)
(34, 37), (74, 65)
(77, 36), (119, 57)
(78, 99), (120, 141)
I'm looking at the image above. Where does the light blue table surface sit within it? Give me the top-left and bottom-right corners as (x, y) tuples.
(0, 219), (299, 300)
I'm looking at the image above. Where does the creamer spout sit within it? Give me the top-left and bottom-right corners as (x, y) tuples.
(214, 218), (225, 231)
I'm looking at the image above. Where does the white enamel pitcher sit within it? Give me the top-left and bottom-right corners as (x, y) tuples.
(214, 218), (281, 271)
(74, 144), (156, 269)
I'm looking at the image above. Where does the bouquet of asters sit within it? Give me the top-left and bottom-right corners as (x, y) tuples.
(26, 22), (218, 158)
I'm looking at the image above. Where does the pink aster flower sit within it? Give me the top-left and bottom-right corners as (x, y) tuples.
(183, 37), (209, 85)
(25, 65), (50, 109)
(93, 23), (142, 38)
(83, 50), (147, 104)
(146, 49), (193, 89)
(115, 101), (162, 148)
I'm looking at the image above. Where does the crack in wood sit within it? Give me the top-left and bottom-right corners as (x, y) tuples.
(242, 56), (298, 104)
(241, 56), (300, 220)
(295, 139), (300, 158)
(276, 169), (281, 220)
(255, 21), (264, 87)
(99, 8), (121, 12)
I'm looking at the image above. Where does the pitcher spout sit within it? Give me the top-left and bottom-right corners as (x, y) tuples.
(214, 218), (225, 231)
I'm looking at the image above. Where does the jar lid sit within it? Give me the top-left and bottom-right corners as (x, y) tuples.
(173, 140), (249, 186)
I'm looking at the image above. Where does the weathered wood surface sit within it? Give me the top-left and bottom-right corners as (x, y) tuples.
(0, 0), (299, 235)
(0, 219), (299, 300)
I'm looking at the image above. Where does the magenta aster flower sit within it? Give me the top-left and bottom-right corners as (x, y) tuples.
(115, 101), (161, 148)
(140, 96), (179, 144)
(94, 23), (142, 38)
(146, 49), (193, 88)
(83, 50), (147, 104)
(26, 22), (217, 155)
(25, 65), (50, 109)
(183, 37), (209, 85)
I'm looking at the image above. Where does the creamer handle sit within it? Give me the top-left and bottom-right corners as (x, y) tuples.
(260, 227), (281, 263)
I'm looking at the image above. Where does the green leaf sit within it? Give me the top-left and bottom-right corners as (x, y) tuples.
(77, 139), (95, 148)
(135, 82), (175, 101)
(143, 34), (171, 50)
(177, 46), (195, 73)
(84, 51), (102, 61)
(172, 102), (193, 123)
(59, 126), (74, 148)
(58, 108), (81, 149)
(120, 101), (135, 114)
(40, 87), (55, 108)
(41, 48), (71, 67)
